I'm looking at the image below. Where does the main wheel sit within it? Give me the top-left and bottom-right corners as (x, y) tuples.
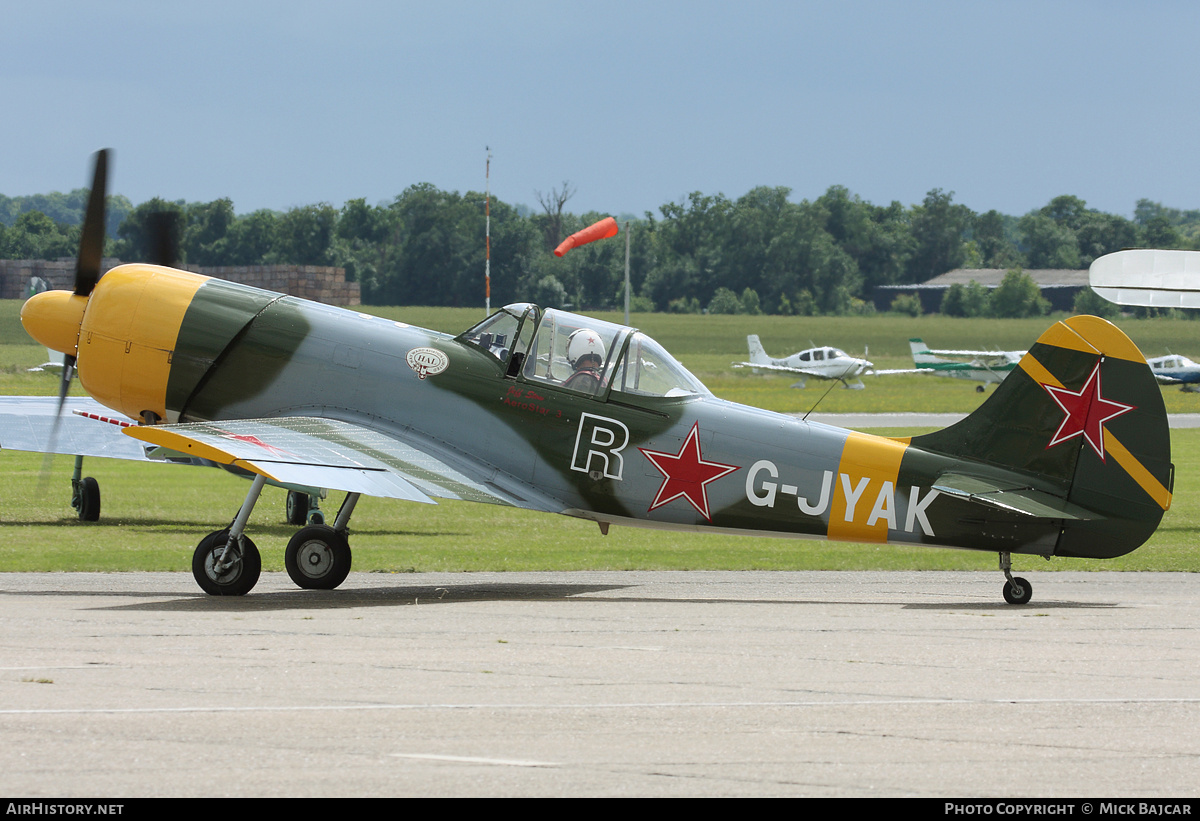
(76, 476), (101, 522)
(285, 525), (351, 590)
(192, 529), (262, 596)
(285, 490), (308, 525)
(1003, 576), (1032, 605)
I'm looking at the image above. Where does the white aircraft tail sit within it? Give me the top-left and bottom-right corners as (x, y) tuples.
(747, 335), (771, 366)
(909, 338), (943, 366)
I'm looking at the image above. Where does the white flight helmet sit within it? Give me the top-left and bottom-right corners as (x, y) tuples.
(567, 328), (605, 369)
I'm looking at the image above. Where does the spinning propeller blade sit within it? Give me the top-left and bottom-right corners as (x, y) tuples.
(43, 150), (112, 471)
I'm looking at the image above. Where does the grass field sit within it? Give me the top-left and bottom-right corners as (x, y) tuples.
(2, 299), (1197, 575)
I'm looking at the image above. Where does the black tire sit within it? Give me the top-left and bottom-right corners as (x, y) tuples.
(192, 529), (261, 596)
(1003, 577), (1032, 605)
(77, 476), (101, 522)
(285, 490), (308, 525)
(285, 525), (351, 590)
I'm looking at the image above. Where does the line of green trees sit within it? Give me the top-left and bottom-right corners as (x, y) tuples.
(4, 185), (1200, 314)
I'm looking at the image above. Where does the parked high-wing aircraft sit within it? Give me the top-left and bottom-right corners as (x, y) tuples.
(1089, 248), (1200, 309)
(1089, 249), (1200, 392)
(733, 335), (916, 389)
(5, 153), (1176, 604)
(909, 338), (1024, 392)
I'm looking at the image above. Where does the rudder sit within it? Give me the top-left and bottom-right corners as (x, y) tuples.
(747, 335), (770, 366)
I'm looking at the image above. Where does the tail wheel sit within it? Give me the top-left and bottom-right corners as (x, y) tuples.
(285, 525), (352, 590)
(193, 529), (261, 596)
(1003, 577), (1032, 605)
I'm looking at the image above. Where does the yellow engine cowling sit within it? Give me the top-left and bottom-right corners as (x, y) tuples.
(77, 264), (209, 422)
(22, 264), (210, 423)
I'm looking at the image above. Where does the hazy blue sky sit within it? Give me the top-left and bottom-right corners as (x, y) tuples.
(4, 1), (1197, 220)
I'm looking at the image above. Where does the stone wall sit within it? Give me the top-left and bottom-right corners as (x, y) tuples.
(0, 259), (360, 305)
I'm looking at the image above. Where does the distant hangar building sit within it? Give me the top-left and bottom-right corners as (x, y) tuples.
(872, 268), (1088, 313)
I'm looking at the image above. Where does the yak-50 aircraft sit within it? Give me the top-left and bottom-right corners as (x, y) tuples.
(909, 339), (1024, 392)
(732, 336), (907, 390)
(5, 153), (1175, 604)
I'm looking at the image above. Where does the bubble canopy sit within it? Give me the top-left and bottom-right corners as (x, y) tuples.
(459, 304), (710, 399)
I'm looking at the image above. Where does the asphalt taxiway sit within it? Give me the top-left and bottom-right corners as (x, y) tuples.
(1, 570), (1197, 797)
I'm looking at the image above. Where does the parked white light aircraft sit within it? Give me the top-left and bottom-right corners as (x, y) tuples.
(733, 335), (915, 389)
(909, 339), (1024, 392)
(1145, 354), (1200, 391)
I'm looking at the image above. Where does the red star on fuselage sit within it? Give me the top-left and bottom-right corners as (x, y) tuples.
(1041, 361), (1135, 461)
(639, 422), (739, 521)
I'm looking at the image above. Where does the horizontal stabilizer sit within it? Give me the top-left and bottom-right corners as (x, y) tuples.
(932, 473), (1100, 520)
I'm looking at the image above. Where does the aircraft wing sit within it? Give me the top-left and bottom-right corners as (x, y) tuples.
(1153, 373), (1185, 385)
(1090, 249), (1200, 308)
(925, 349), (1021, 366)
(0, 396), (151, 461)
(732, 362), (830, 377)
(123, 416), (565, 512)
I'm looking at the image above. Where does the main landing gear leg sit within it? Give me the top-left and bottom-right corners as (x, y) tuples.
(999, 552), (1032, 605)
(284, 492), (359, 590)
(192, 474), (265, 596)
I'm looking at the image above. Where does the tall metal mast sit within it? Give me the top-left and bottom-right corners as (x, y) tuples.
(484, 148), (492, 315)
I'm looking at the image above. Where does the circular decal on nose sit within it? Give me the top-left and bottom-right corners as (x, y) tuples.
(406, 347), (449, 379)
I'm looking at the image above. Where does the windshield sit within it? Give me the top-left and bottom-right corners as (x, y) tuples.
(459, 303), (537, 371)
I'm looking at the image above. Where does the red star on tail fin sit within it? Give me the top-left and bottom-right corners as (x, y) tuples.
(1041, 361), (1135, 461)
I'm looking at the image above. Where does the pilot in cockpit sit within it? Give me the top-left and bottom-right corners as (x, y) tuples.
(562, 328), (605, 391)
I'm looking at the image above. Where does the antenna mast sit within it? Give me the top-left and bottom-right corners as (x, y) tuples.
(484, 147), (492, 315)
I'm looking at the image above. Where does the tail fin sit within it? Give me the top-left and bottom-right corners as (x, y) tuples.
(909, 338), (941, 365)
(912, 315), (1172, 559)
(747, 335), (770, 366)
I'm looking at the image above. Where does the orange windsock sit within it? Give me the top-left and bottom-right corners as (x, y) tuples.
(554, 216), (619, 257)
